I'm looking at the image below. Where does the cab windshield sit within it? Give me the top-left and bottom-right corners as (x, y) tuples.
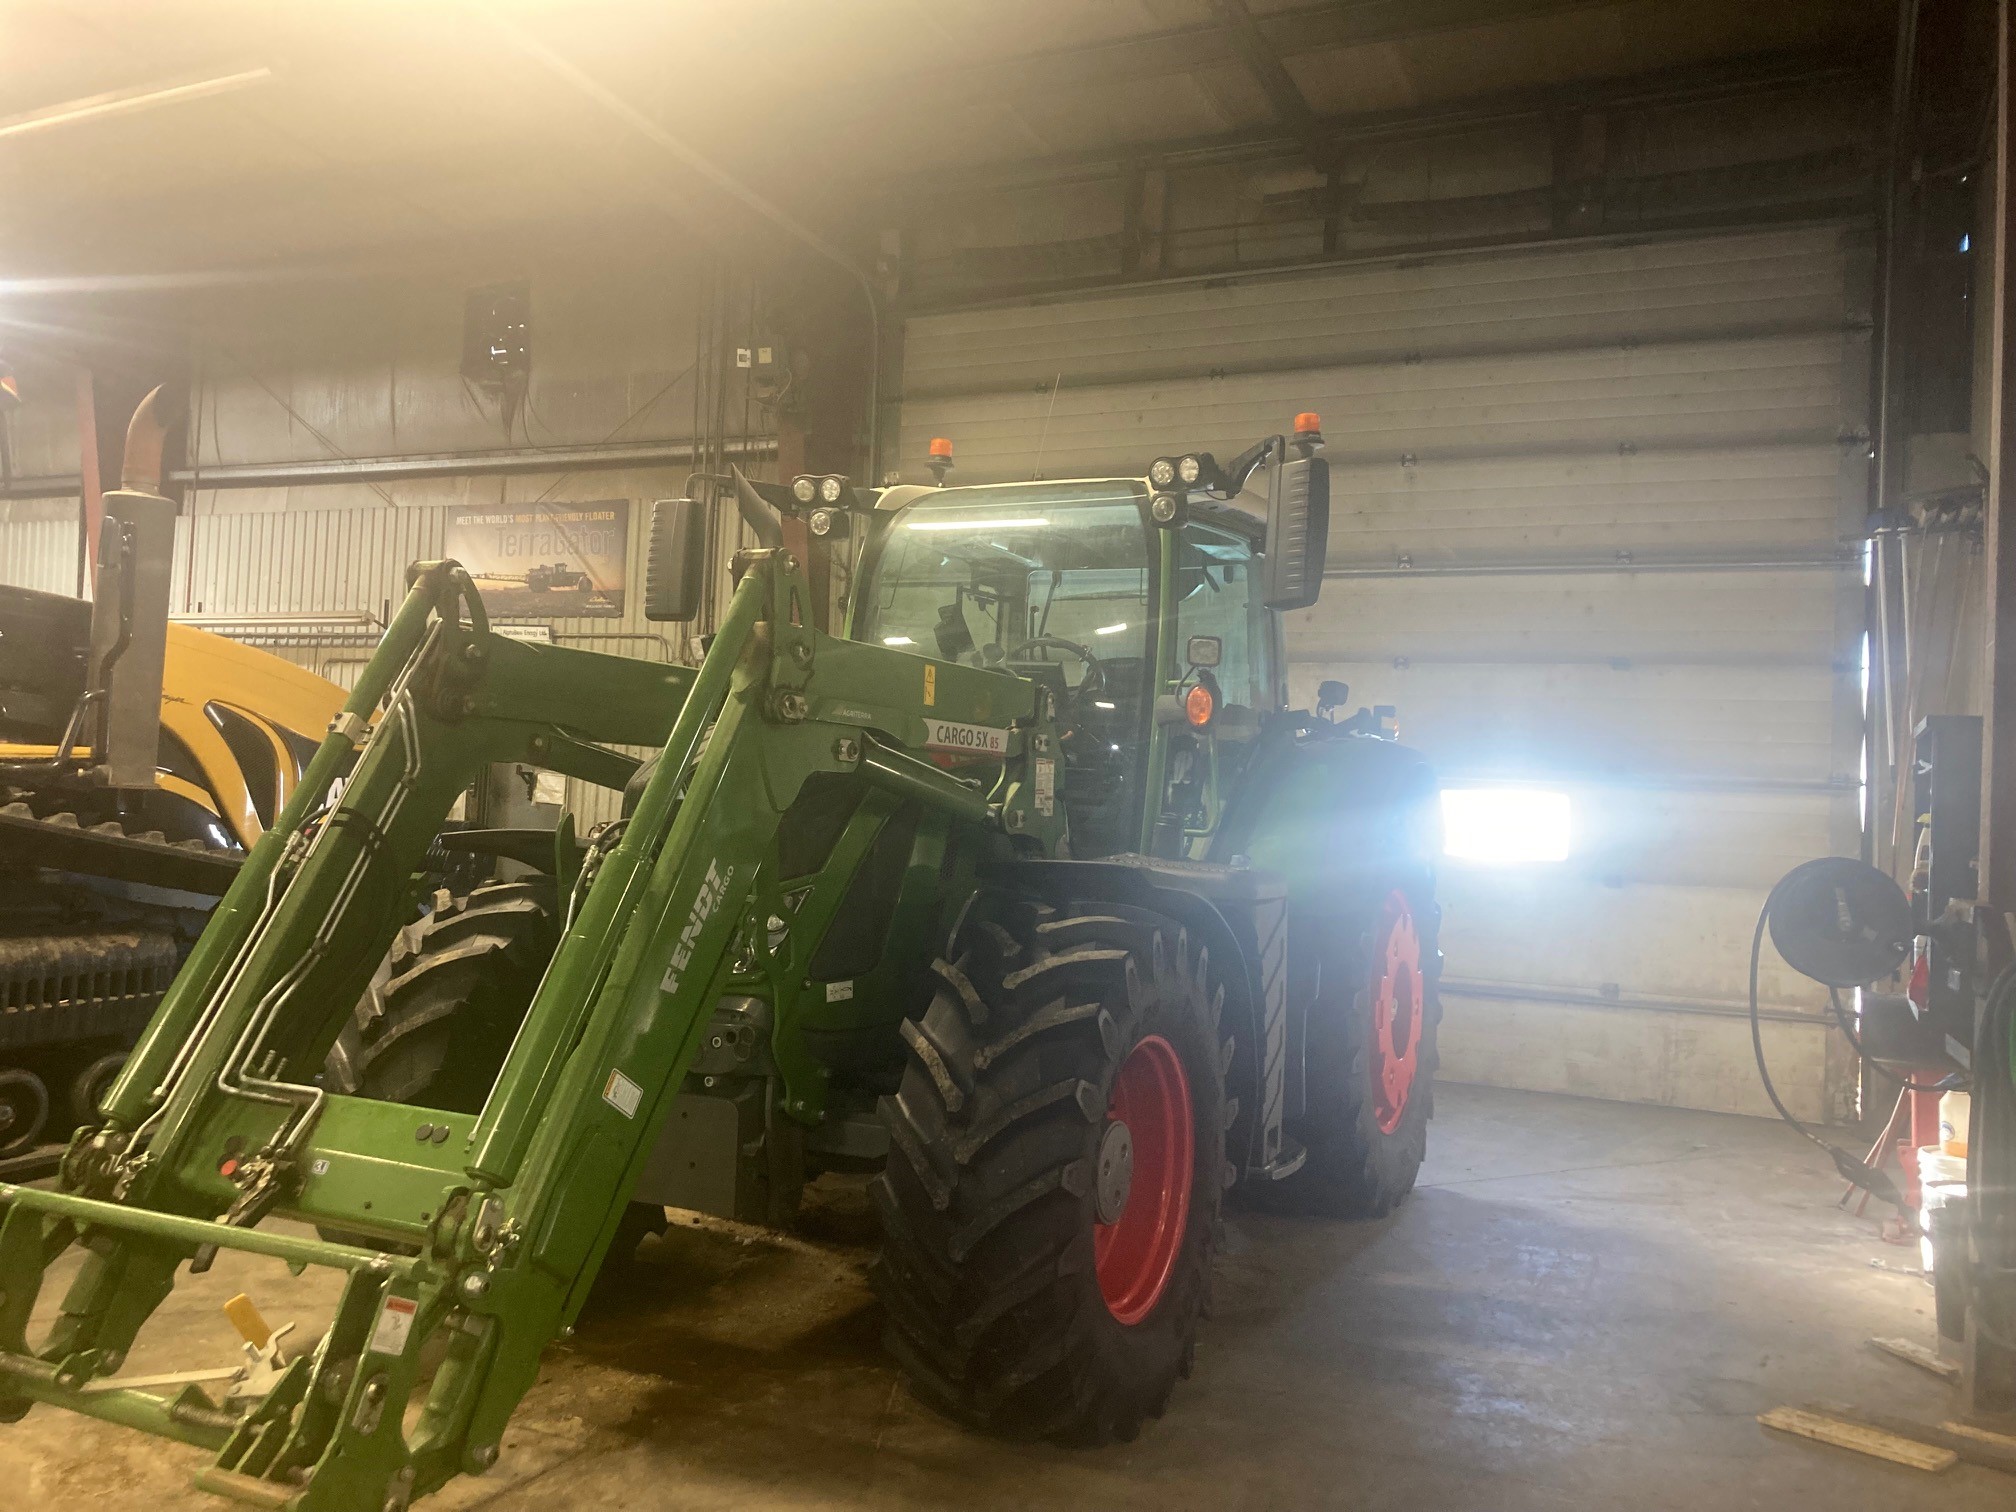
(858, 482), (1151, 682)
(857, 482), (1153, 857)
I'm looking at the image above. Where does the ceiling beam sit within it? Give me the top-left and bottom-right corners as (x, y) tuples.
(1209, 0), (1323, 156)
(874, 45), (1878, 201)
(827, 0), (1624, 114)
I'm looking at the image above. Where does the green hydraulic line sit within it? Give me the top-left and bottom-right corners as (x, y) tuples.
(103, 567), (451, 1128)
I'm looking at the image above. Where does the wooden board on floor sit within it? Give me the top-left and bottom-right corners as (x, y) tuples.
(1942, 1420), (2016, 1455)
(1759, 1407), (1959, 1472)
(1870, 1336), (1963, 1382)
(1810, 1404), (2016, 1476)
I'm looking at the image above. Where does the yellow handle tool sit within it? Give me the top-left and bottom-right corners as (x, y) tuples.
(222, 1293), (272, 1352)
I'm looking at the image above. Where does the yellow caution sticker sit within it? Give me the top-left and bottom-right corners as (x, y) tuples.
(924, 663), (936, 707)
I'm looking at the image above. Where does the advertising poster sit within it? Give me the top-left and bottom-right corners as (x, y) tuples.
(447, 499), (630, 618)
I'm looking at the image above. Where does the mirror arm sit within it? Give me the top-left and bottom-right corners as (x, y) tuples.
(731, 464), (785, 548)
(1215, 436), (1279, 498)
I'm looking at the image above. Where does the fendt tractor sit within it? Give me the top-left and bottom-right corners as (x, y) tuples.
(0, 415), (1441, 1510)
(0, 389), (345, 1163)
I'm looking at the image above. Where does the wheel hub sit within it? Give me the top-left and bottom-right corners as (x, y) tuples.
(1092, 1035), (1195, 1326)
(1371, 891), (1423, 1135)
(1094, 1118), (1135, 1223)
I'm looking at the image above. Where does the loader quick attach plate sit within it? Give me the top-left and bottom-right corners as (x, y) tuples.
(0, 550), (1060, 1511)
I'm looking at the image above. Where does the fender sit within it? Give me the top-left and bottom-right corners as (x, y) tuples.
(981, 853), (1299, 1182)
(1210, 719), (1440, 914)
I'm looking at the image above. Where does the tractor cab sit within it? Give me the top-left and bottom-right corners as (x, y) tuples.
(843, 417), (1331, 862)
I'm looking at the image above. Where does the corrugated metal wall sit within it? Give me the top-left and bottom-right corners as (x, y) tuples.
(898, 224), (1871, 1122)
(0, 508), (78, 595)
(0, 253), (771, 831)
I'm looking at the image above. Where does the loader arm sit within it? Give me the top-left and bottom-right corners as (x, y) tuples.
(0, 547), (1060, 1511)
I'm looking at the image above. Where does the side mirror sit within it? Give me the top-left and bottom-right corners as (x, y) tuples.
(645, 497), (707, 622)
(1261, 447), (1329, 611)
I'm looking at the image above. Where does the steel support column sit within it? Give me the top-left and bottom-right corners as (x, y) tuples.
(1967, 0), (2016, 1421)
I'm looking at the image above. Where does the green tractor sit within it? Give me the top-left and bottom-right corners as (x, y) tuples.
(0, 416), (1441, 1509)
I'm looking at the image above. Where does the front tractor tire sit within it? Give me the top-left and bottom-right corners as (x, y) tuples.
(872, 893), (1230, 1443)
(324, 877), (668, 1265)
(1267, 879), (1441, 1217)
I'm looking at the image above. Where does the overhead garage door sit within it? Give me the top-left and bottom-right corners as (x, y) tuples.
(898, 225), (1870, 1122)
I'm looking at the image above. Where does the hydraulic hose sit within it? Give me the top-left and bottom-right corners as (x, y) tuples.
(1748, 880), (1909, 1209)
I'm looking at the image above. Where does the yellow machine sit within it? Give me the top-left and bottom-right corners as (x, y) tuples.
(0, 589), (343, 1162)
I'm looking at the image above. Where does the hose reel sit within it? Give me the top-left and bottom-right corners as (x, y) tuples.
(1766, 856), (1913, 990)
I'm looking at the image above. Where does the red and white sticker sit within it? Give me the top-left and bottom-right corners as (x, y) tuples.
(369, 1294), (418, 1357)
(923, 718), (1006, 757)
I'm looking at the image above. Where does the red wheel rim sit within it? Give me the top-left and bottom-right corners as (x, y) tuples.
(1093, 1035), (1194, 1325)
(1371, 891), (1423, 1135)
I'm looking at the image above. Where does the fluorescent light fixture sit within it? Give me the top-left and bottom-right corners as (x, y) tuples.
(1440, 788), (1571, 865)
(906, 516), (1048, 532)
(882, 635), (915, 647)
(1094, 700), (1116, 710)
(1093, 622), (1129, 636)
(0, 67), (275, 143)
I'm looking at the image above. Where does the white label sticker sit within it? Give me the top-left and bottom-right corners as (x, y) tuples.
(1035, 757), (1056, 817)
(310, 1158), (330, 1177)
(369, 1294), (417, 1357)
(825, 979), (854, 1002)
(923, 718), (1007, 757)
(603, 1068), (643, 1118)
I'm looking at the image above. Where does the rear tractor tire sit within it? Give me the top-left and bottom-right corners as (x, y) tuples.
(872, 892), (1230, 1443)
(1266, 879), (1441, 1217)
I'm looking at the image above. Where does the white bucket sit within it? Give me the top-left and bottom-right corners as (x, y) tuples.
(1918, 1145), (1968, 1273)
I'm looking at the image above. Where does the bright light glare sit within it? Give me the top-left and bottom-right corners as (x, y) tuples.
(906, 516), (1049, 532)
(1094, 700), (1117, 710)
(882, 635), (915, 646)
(1094, 622), (1129, 635)
(1440, 788), (1571, 864)
(0, 68), (274, 142)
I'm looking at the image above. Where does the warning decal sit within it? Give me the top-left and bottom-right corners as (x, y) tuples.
(603, 1068), (644, 1118)
(369, 1294), (418, 1357)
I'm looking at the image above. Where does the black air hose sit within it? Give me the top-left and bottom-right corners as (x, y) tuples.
(1748, 879), (1909, 1209)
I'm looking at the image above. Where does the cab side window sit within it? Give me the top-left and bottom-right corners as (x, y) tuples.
(205, 702), (282, 829)
(1175, 522), (1266, 709)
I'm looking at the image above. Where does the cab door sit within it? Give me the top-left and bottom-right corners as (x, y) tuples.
(1145, 514), (1273, 856)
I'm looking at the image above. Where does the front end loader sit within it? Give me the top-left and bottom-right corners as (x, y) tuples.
(0, 417), (1440, 1509)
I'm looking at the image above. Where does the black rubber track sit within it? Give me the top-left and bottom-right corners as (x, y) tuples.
(871, 890), (1230, 1444)
(1262, 877), (1442, 1217)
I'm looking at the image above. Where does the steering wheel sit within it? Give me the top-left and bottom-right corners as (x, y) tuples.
(1004, 636), (1105, 694)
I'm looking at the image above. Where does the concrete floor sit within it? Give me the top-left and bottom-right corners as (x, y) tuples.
(2, 1083), (2006, 1510)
